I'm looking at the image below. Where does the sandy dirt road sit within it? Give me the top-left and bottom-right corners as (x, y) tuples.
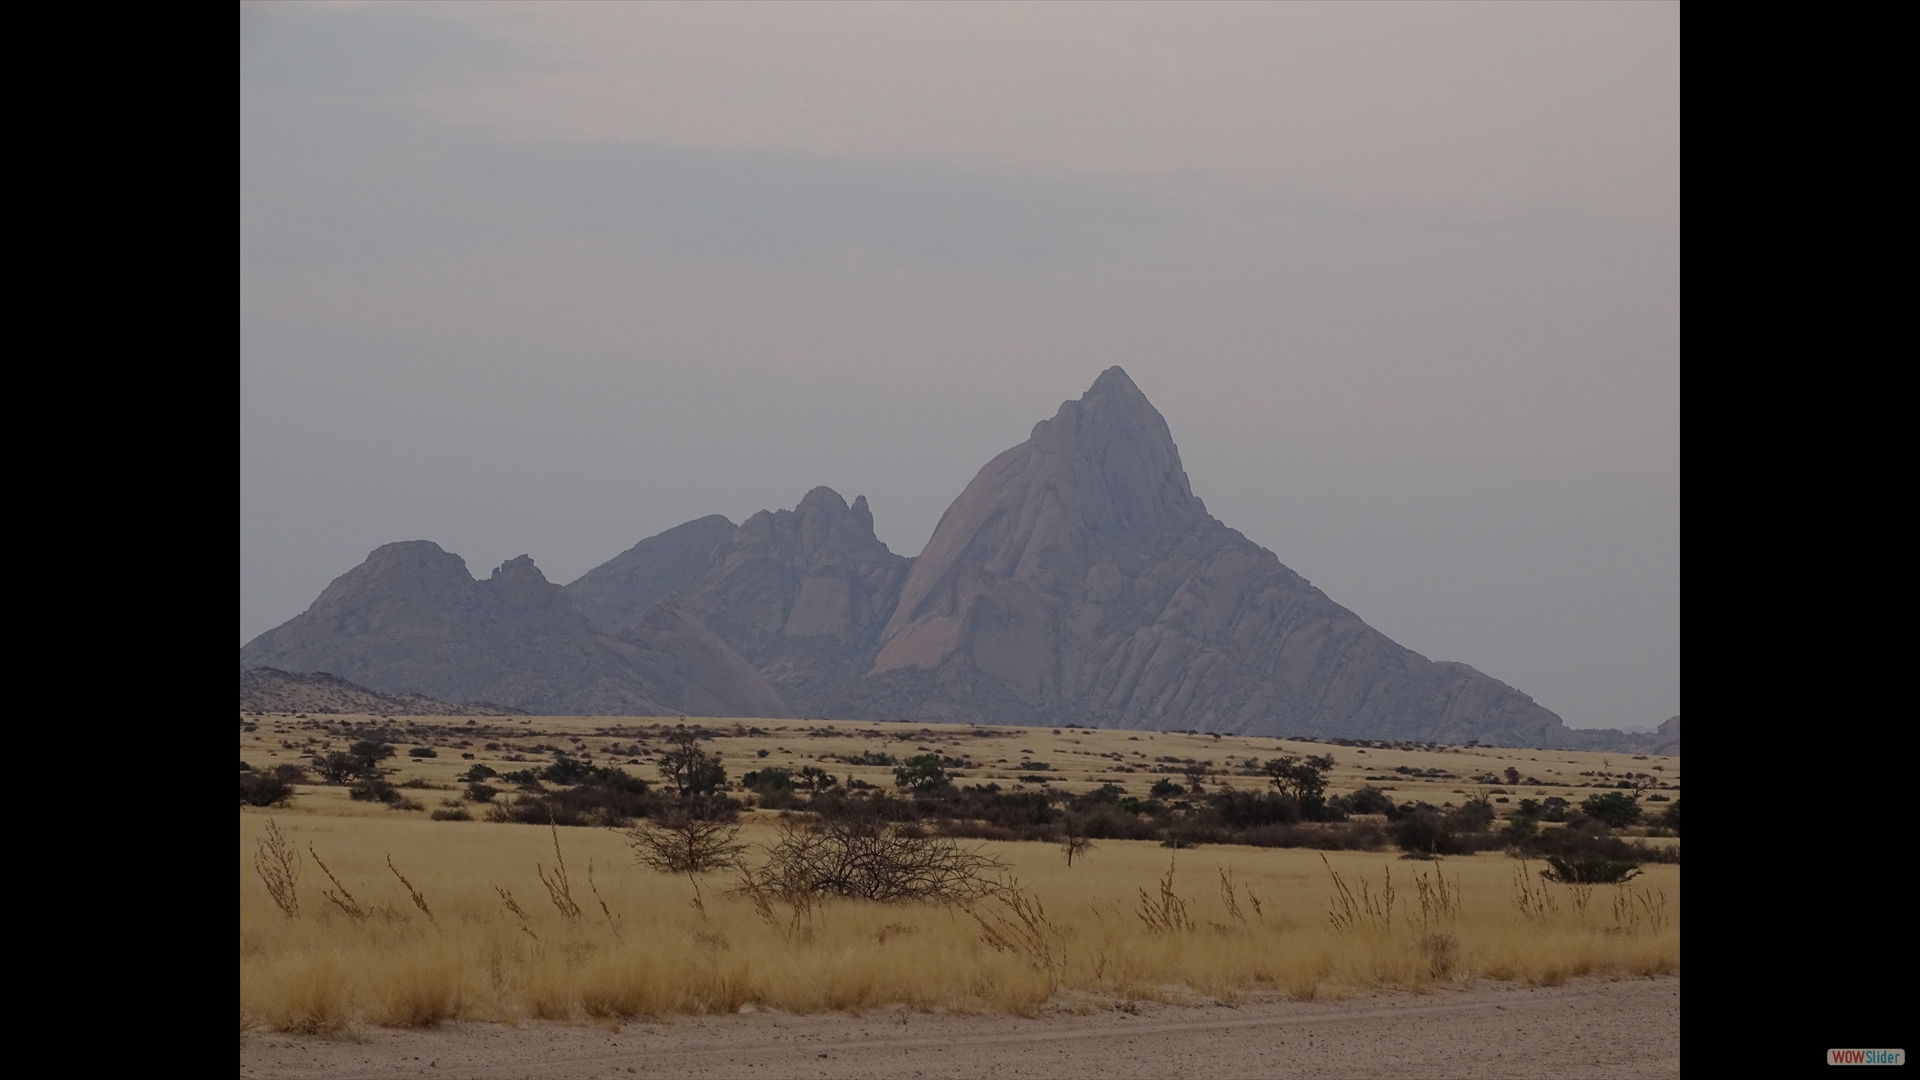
(240, 975), (1678, 1079)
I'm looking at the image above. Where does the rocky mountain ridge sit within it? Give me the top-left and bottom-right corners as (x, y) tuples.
(243, 368), (1663, 750)
(238, 541), (788, 718)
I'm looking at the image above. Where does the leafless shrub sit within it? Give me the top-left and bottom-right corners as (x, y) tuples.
(625, 804), (747, 875)
(1061, 814), (1095, 867)
(736, 815), (1006, 904)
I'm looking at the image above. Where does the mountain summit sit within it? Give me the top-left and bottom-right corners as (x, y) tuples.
(861, 367), (1571, 744)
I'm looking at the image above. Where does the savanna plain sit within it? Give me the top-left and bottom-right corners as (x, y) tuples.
(241, 714), (1679, 1078)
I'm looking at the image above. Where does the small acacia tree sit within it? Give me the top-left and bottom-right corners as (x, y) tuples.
(1060, 813), (1094, 867)
(312, 751), (362, 784)
(893, 754), (947, 792)
(349, 740), (396, 772)
(1181, 762), (1210, 793)
(1263, 754), (1336, 812)
(656, 727), (727, 798)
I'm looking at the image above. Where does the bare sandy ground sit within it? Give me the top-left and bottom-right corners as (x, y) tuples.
(240, 975), (1678, 1079)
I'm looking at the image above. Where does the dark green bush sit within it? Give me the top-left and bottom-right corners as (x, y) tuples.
(1393, 806), (1456, 855)
(408, 747), (438, 758)
(349, 778), (400, 804)
(1339, 786), (1395, 815)
(312, 751), (364, 784)
(1205, 789), (1302, 829)
(1236, 823), (1387, 850)
(1501, 815), (1539, 842)
(240, 773), (294, 807)
(485, 781), (669, 827)
(893, 754), (948, 791)
(1448, 797), (1497, 832)
(1388, 804), (1501, 856)
(756, 787), (803, 810)
(1580, 791), (1642, 828)
(349, 741), (396, 769)
(1659, 799), (1680, 834)
(1541, 853), (1641, 884)
(540, 755), (593, 785)
(1514, 821), (1678, 864)
(1074, 806), (1159, 841)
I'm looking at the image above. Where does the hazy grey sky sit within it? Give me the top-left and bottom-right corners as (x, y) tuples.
(241, 1), (1677, 730)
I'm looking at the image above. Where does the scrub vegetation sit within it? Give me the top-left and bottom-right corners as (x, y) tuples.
(241, 713), (1678, 1031)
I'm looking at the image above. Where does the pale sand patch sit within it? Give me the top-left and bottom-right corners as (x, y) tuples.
(240, 975), (1678, 1079)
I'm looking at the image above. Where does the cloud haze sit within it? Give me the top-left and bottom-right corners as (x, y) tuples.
(241, 1), (1677, 730)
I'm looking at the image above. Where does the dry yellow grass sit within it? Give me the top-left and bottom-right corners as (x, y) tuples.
(240, 809), (1678, 1031)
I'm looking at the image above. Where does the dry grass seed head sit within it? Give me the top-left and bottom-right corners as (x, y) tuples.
(309, 845), (367, 921)
(254, 818), (301, 919)
(1137, 857), (1193, 934)
(386, 855), (433, 922)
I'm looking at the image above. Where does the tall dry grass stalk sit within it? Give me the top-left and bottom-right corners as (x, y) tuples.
(387, 856), (433, 923)
(1511, 860), (1560, 922)
(969, 880), (1064, 989)
(254, 819), (300, 919)
(536, 821), (581, 921)
(240, 817), (1678, 1030)
(1137, 858), (1194, 934)
(1412, 864), (1461, 934)
(1321, 853), (1394, 932)
(310, 846), (366, 920)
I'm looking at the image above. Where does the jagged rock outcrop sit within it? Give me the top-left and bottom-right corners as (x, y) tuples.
(564, 514), (738, 632)
(565, 488), (912, 718)
(673, 487), (913, 716)
(239, 541), (789, 717)
(240, 668), (526, 716)
(865, 367), (1578, 746)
